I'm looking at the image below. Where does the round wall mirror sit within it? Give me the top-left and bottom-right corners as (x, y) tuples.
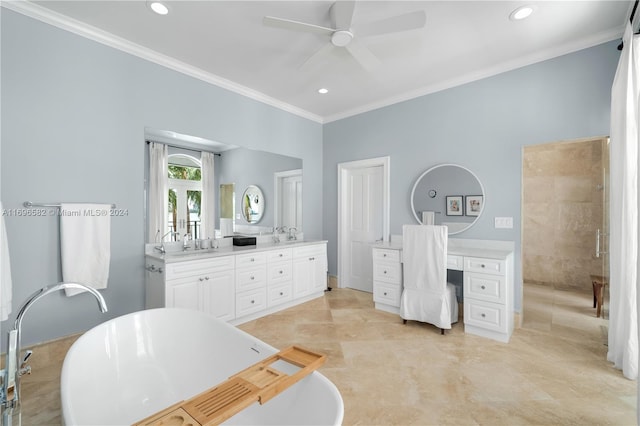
(241, 185), (264, 224)
(410, 164), (485, 235)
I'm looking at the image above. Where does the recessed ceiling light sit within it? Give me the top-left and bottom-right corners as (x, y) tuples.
(148, 1), (169, 15)
(509, 5), (534, 21)
(318, 88), (329, 94)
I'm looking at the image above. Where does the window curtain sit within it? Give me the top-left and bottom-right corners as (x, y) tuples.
(201, 151), (216, 240)
(608, 22), (639, 381)
(148, 142), (168, 243)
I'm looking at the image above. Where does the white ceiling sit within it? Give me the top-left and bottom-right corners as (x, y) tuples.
(10, 1), (633, 122)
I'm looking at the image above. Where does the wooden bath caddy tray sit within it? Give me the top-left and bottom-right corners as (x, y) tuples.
(133, 345), (326, 426)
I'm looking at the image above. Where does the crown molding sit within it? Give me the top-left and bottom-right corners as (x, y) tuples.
(2, 0), (324, 124)
(324, 25), (624, 123)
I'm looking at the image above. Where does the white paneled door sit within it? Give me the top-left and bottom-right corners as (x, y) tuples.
(339, 158), (389, 293)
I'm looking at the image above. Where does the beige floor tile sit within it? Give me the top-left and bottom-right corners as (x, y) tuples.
(12, 285), (637, 425)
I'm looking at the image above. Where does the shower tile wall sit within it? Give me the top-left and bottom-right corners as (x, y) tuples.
(523, 139), (605, 292)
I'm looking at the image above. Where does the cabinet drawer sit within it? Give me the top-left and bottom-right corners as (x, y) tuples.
(464, 257), (505, 275)
(267, 248), (292, 263)
(166, 255), (235, 278)
(447, 255), (463, 271)
(236, 288), (267, 317)
(373, 281), (401, 307)
(464, 272), (506, 304)
(373, 262), (401, 284)
(267, 282), (293, 307)
(464, 299), (507, 334)
(267, 262), (292, 285)
(236, 252), (267, 268)
(372, 248), (400, 263)
(293, 244), (326, 259)
(236, 266), (266, 292)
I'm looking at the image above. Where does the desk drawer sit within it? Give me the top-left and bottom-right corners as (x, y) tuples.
(236, 266), (266, 292)
(464, 257), (505, 275)
(236, 252), (267, 268)
(267, 262), (292, 285)
(372, 248), (400, 263)
(373, 282), (401, 307)
(464, 272), (505, 304)
(267, 282), (293, 307)
(464, 299), (507, 333)
(447, 255), (463, 271)
(236, 288), (267, 317)
(373, 262), (401, 284)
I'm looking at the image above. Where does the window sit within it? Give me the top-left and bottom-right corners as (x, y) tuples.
(167, 154), (202, 239)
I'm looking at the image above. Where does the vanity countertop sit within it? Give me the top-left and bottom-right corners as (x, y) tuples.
(146, 240), (328, 263)
(372, 238), (514, 261)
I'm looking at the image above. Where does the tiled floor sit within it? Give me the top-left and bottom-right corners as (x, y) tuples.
(17, 284), (637, 425)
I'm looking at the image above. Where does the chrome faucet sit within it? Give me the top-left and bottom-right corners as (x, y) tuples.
(287, 227), (298, 241)
(0, 283), (108, 425)
(154, 230), (178, 254)
(183, 233), (192, 250)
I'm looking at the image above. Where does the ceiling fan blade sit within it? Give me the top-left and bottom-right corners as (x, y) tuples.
(263, 16), (335, 36)
(356, 10), (427, 38)
(345, 40), (381, 71)
(298, 43), (335, 71)
(330, 0), (356, 29)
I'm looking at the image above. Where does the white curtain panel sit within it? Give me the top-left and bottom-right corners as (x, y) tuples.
(148, 142), (168, 243)
(201, 151), (216, 239)
(609, 22), (639, 381)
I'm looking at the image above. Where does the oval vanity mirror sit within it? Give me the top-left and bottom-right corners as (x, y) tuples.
(410, 164), (485, 235)
(242, 185), (264, 224)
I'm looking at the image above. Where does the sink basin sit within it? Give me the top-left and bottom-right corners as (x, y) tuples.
(160, 241), (184, 253)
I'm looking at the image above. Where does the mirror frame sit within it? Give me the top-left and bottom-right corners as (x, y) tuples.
(410, 163), (485, 235)
(241, 185), (265, 224)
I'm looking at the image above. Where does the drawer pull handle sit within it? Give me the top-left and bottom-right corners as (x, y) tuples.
(481, 264), (486, 268)
(251, 300), (255, 304)
(309, 257), (315, 261)
(199, 277), (204, 282)
(279, 254), (283, 257)
(250, 276), (255, 280)
(250, 258), (255, 262)
(481, 313), (486, 318)
(279, 270), (283, 274)
(481, 285), (486, 290)
(383, 253), (387, 257)
(383, 292), (388, 296)
(279, 292), (284, 296)
(205, 276), (209, 280)
(383, 270), (387, 274)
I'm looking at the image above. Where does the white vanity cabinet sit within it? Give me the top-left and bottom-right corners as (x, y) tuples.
(463, 255), (513, 343)
(372, 247), (402, 314)
(145, 241), (327, 326)
(371, 239), (515, 343)
(164, 256), (236, 322)
(266, 248), (293, 307)
(235, 252), (267, 317)
(292, 243), (328, 298)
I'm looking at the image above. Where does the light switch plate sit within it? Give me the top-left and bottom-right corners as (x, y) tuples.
(495, 217), (513, 229)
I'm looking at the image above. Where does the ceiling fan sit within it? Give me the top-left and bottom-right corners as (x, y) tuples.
(263, 1), (426, 71)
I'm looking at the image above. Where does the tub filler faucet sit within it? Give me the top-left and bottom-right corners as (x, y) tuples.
(0, 282), (108, 426)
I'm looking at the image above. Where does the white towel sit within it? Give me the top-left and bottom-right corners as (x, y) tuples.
(0, 202), (13, 321)
(60, 203), (111, 297)
(422, 211), (435, 225)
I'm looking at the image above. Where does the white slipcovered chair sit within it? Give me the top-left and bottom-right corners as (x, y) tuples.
(400, 224), (459, 334)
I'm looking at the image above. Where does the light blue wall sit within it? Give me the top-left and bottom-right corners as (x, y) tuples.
(323, 41), (620, 313)
(1, 10), (322, 347)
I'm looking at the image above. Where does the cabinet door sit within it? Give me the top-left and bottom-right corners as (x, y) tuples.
(202, 269), (235, 322)
(311, 254), (328, 292)
(292, 256), (312, 297)
(166, 278), (200, 311)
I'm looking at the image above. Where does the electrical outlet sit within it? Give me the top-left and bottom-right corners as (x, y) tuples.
(494, 217), (513, 229)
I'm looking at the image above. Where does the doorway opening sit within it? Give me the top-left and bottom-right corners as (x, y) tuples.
(522, 137), (609, 337)
(337, 157), (390, 292)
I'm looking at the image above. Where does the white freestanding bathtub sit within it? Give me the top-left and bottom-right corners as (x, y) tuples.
(61, 308), (343, 425)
